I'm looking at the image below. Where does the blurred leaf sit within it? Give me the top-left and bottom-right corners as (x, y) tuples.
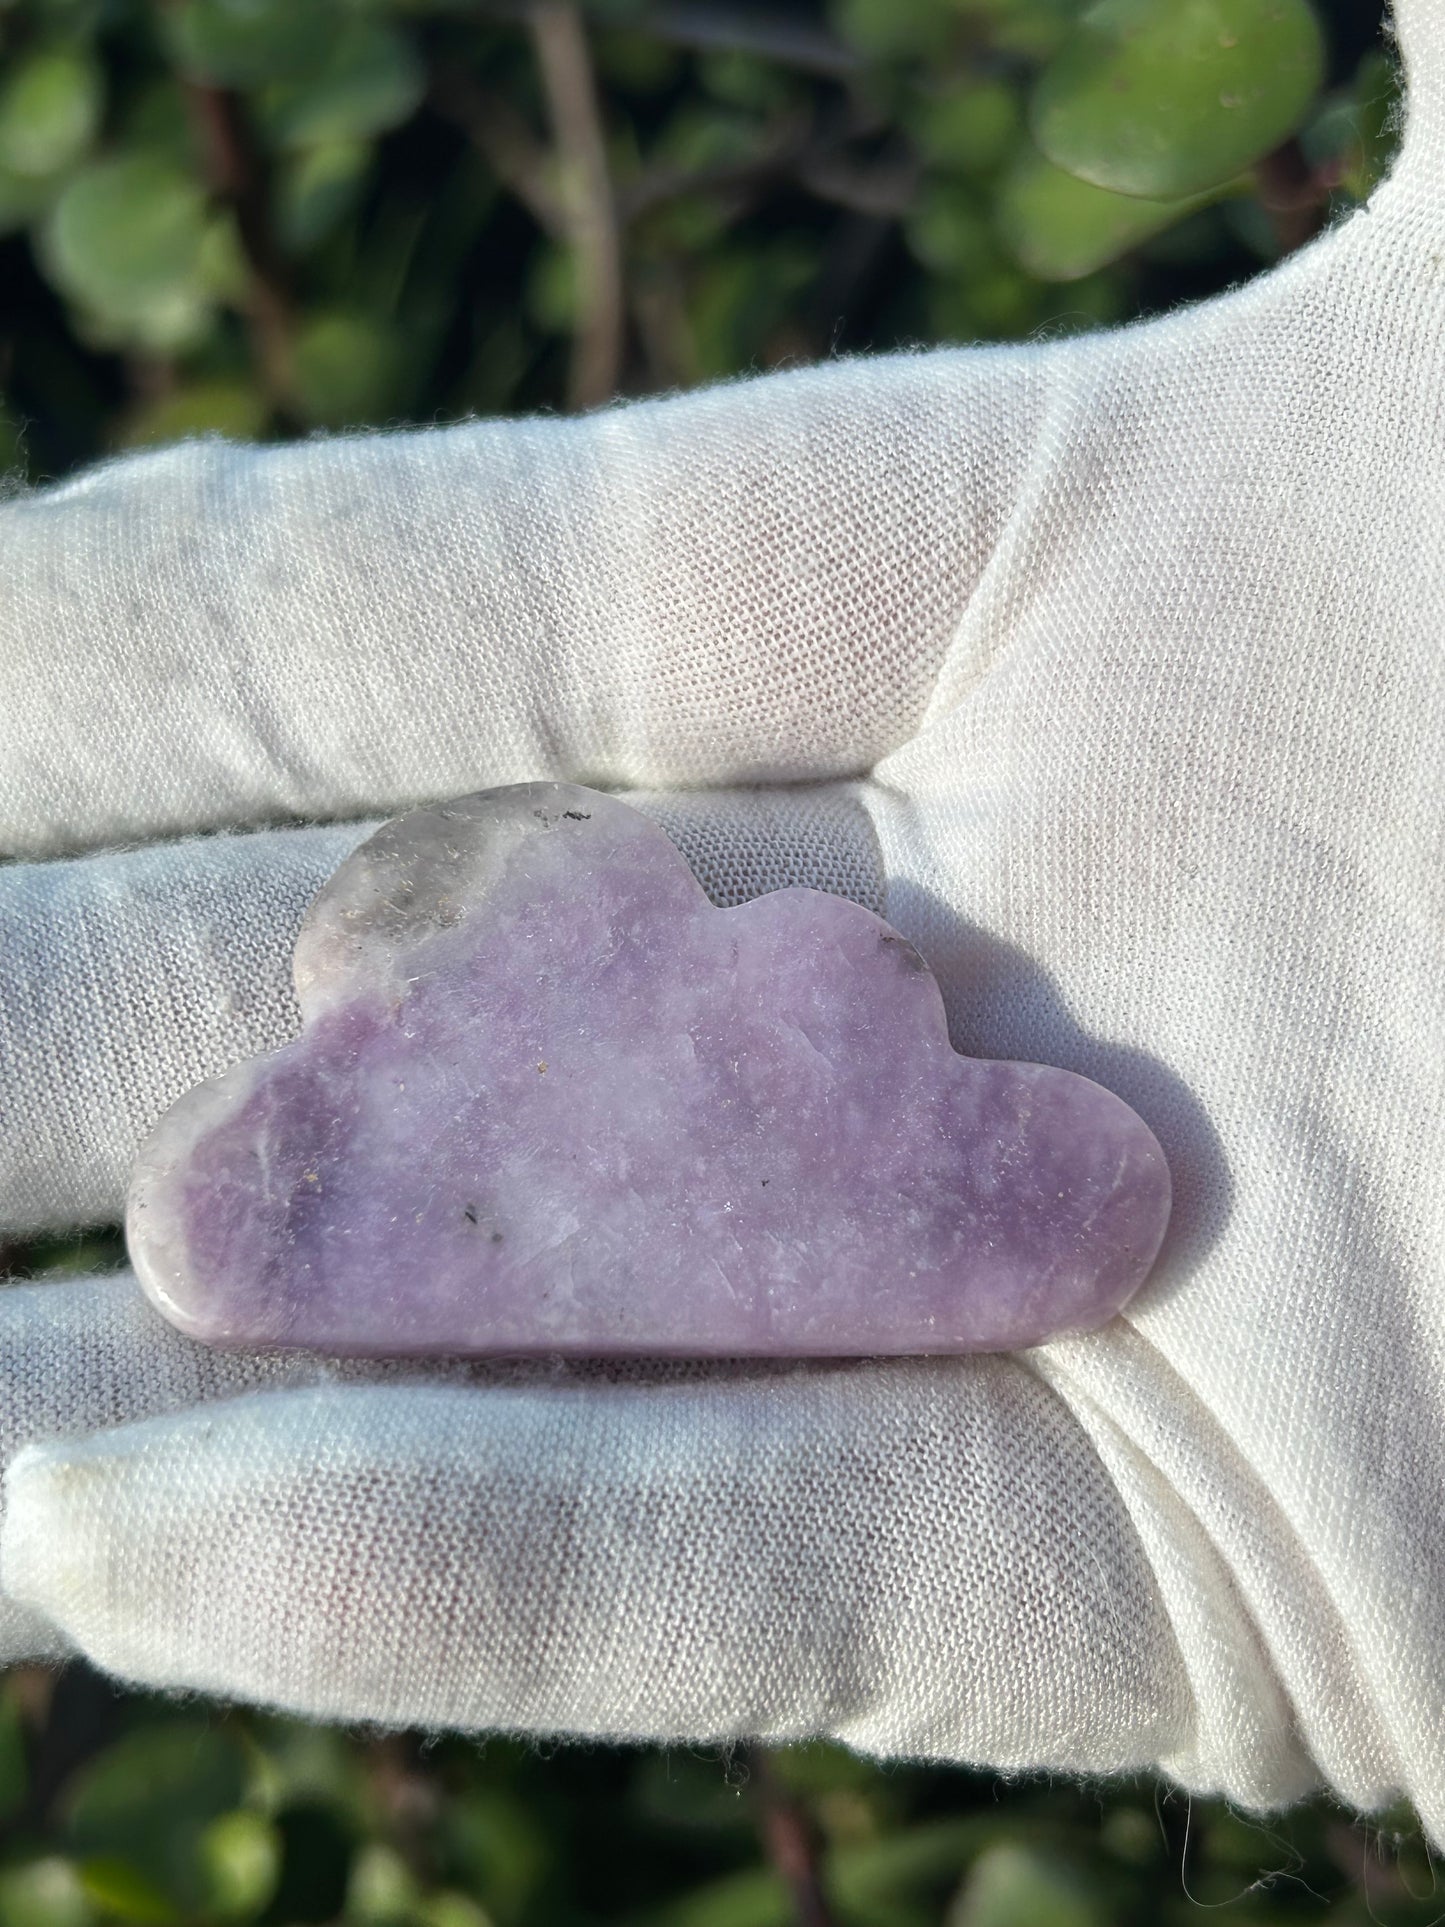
(930, 262), (1042, 340)
(438, 1789), (549, 1922)
(1097, 1804), (1160, 1866)
(165, 0), (334, 87)
(65, 1722), (247, 1916)
(245, 1716), (365, 1818)
(913, 80), (1022, 176)
(907, 187), (999, 273)
(257, 21), (425, 149)
(277, 138), (372, 251)
(39, 153), (215, 350)
(0, 49), (102, 180)
(73, 1862), (174, 1927)
(0, 1858), (93, 1927)
(997, 147), (1210, 278)
(1031, 0), (1325, 199)
(946, 1842), (1107, 1927)
(830, 1818), (985, 1927)
(294, 309), (403, 424)
(345, 1843), (416, 1926)
(526, 241), (576, 333)
(968, 0), (1081, 61)
(830, 0), (961, 63)
(642, 1866), (789, 1927)
(197, 1810), (282, 1921)
(413, 1897), (491, 1927)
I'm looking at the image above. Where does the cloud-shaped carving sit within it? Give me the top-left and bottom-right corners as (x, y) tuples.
(127, 782), (1171, 1356)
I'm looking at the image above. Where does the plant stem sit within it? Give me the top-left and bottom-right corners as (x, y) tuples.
(527, 2), (626, 409)
(181, 80), (301, 430)
(746, 1744), (837, 1927)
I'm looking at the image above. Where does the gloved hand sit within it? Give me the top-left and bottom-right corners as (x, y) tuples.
(2, 0), (1441, 1845)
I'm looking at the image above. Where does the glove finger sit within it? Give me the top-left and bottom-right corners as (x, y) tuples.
(0, 1355), (1198, 1779)
(0, 1269), (290, 1662)
(0, 783), (883, 1238)
(0, 1266), (767, 1661)
(0, 350), (1046, 863)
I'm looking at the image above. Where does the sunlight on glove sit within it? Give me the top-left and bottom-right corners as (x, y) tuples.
(1, 0), (1442, 1848)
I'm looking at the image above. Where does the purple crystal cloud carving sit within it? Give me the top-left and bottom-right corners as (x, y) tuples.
(127, 782), (1171, 1357)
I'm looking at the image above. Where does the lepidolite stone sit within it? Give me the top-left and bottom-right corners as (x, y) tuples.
(127, 782), (1171, 1356)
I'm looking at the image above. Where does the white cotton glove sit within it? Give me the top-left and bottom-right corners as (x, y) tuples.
(2, 0), (1442, 1843)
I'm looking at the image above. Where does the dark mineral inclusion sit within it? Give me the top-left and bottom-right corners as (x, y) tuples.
(126, 782), (1171, 1356)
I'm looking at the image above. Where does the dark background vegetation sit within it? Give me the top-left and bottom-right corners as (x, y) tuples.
(1, 0), (1434, 1921)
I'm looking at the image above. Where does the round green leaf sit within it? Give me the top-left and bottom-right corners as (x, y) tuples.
(948, 1843), (1106, 1927)
(277, 138), (371, 252)
(197, 1811), (281, 1921)
(1030, 0), (1325, 200)
(258, 21), (425, 150)
(913, 80), (1022, 176)
(65, 1721), (248, 1918)
(0, 1857), (93, 1927)
(997, 147), (1209, 279)
(73, 1860), (175, 1927)
(345, 1843), (416, 1926)
(293, 310), (402, 425)
(164, 0), (333, 87)
(0, 48), (102, 180)
(832, 0), (958, 62)
(40, 154), (213, 345)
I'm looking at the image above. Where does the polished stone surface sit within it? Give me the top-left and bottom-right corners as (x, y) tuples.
(127, 782), (1171, 1355)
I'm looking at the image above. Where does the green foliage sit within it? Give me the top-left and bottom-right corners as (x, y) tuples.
(39, 154), (222, 350)
(0, 47), (101, 181)
(0, 1638), (1433, 1927)
(0, 0), (1401, 479)
(255, 22), (425, 150)
(1030, 0), (1325, 198)
(996, 151), (1213, 281)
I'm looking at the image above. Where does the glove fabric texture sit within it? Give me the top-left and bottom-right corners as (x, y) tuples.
(1, 0), (1443, 1845)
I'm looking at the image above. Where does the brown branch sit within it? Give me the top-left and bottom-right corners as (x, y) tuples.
(794, 152), (920, 219)
(527, 2), (625, 409)
(428, 65), (567, 238)
(746, 1745), (837, 1927)
(180, 80), (300, 428)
